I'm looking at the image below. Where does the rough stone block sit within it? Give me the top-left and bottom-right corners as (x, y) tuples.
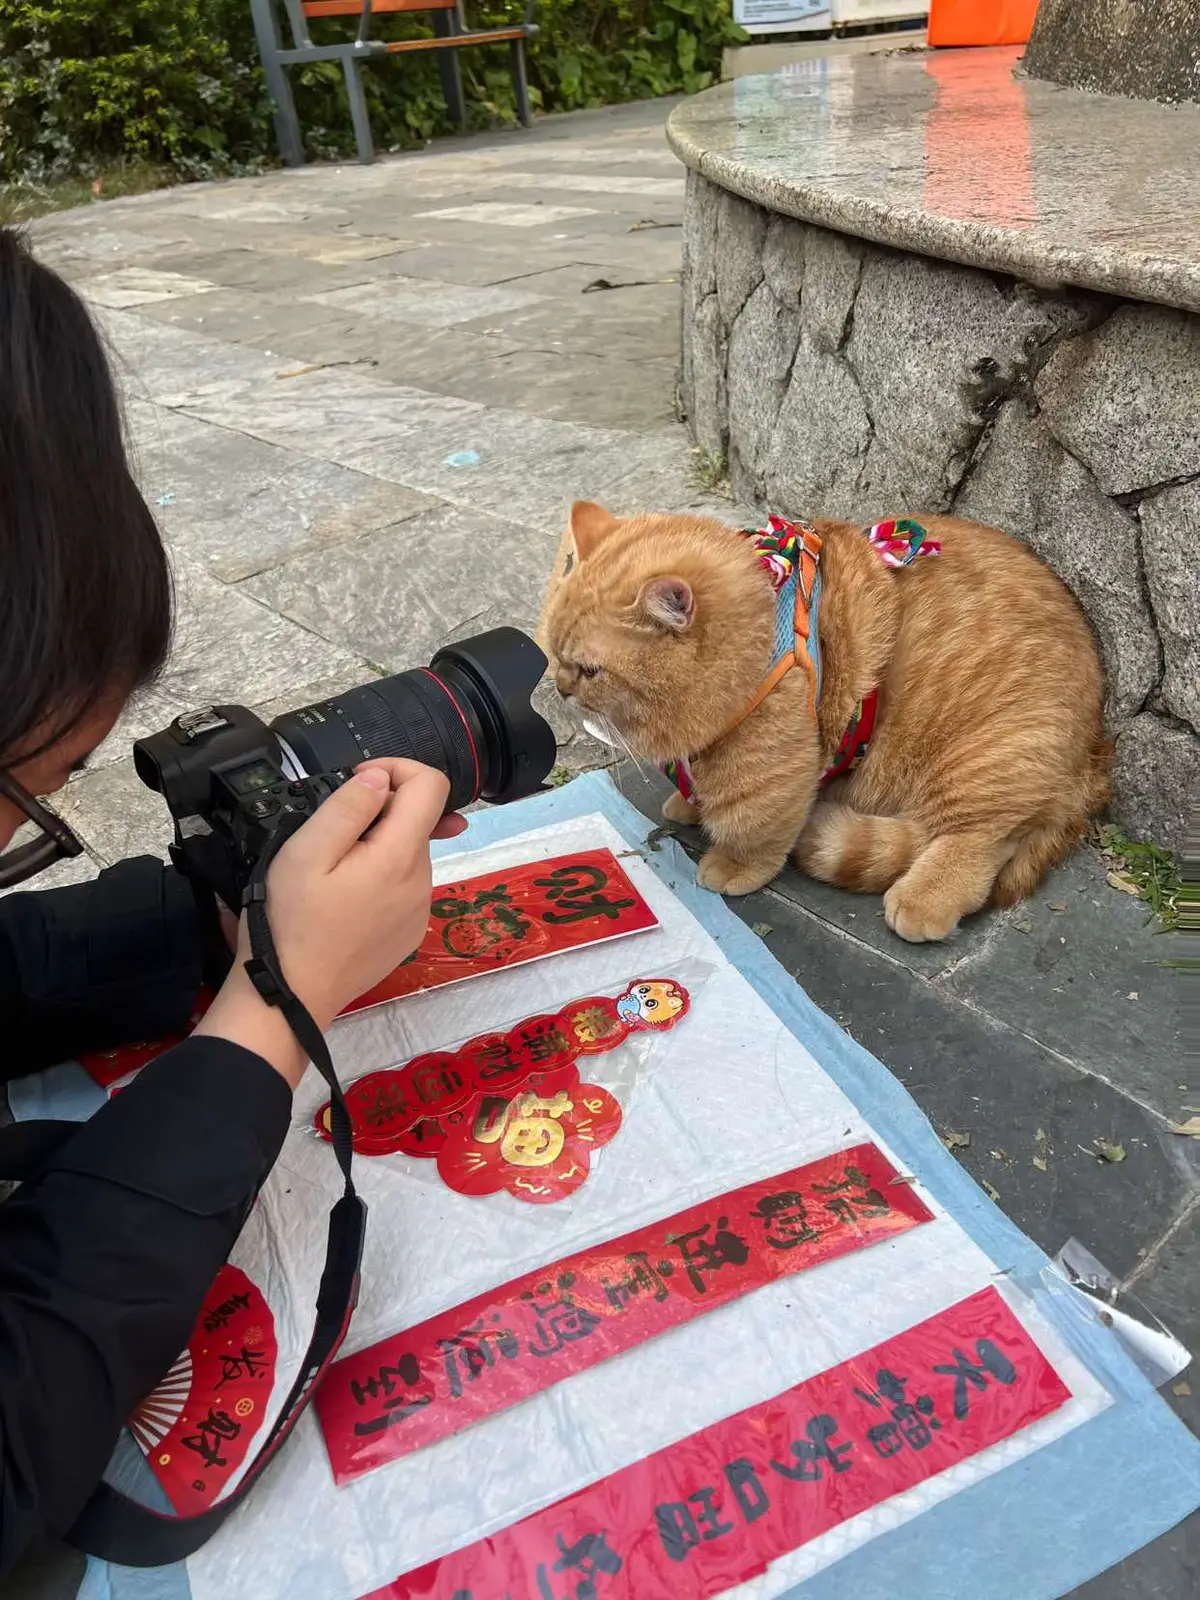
(798, 225), (861, 353)
(714, 191), (767, 327)
(682, 169), (718, 301)
(761, 214), (806, 308)
(726, 283), (801, 488)
(761, 343), (872, 518)
(956, 401), (1160, 721)
(1035, 304), (1200, 494)
(1023, 0), (1200, 106)
(1111, 713), (1198, 853)
(1139, 477), (1200, 731)
(847, 254), (1095, 514)
(688, 293), (728, 459)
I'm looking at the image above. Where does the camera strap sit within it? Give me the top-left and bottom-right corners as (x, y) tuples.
(58, 810), (367, 1567)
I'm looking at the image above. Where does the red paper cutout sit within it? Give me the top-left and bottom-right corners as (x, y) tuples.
(128, 1264), (277, 1515)
(342, 850), (657, 1014)
(436, 1072), (622, 1203)
(361, 1287), (1070, 1599)
(316, 1144), (935, 1483)
(314, 978), (689, 1156)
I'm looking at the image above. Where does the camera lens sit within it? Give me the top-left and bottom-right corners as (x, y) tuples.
(270, 627), (557, 812)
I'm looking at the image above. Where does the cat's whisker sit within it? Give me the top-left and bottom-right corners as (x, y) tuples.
(606, 717), (653, 786)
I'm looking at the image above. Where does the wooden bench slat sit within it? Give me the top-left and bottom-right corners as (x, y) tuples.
(381, 26), (527, 50)
(304, 0), (455, 17)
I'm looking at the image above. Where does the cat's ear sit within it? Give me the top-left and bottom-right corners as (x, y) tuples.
(569, 500), (619, 561)
(638, 576), (695, 632)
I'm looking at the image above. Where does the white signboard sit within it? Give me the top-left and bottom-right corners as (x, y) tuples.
(733, 0), (832, 33)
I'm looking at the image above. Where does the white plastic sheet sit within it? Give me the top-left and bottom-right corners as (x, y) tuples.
(175, 813), (1107, 1600)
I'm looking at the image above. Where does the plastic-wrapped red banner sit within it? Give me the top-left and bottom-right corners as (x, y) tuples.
(363, 1286), (1070, 1599)
(343, 850), (658, 1015)
(80, 850), (657, 1088)
(314, 978), (690, 1154)
(316, 1143), (934, 1484)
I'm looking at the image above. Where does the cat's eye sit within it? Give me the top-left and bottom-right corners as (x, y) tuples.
(578, 663), (601, 679)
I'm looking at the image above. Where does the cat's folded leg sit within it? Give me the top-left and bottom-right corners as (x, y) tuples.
(696, 846), (787, 897)
(883, 830), (1011, 942)
(695, 800), (809, 895)
(662, 790), (700, 825)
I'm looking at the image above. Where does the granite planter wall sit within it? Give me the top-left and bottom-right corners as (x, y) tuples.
(678, 169), (1199, 853)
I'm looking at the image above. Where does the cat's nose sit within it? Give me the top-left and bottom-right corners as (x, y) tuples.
(555, 667), (575, 699)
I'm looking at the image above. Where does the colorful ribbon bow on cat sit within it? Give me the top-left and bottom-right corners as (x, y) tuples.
(749, 513), (809, 589)
(865, 518), (942, 568)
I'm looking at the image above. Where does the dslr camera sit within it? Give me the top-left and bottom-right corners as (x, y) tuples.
(133, 627), (557, 909)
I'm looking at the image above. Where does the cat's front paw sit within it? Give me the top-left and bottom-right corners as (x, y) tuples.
(883, 882), (959, 943)
(697, 849), (775, 897)
(662, 790), (700, 825)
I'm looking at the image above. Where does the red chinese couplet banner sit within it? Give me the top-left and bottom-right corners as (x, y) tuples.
(128, 1264), (277, 1514)
(343, 850), (658, 1015)
(316, 1143), (935, 1484)
(364, 1286), (1070, 1600)
(79, 850), (657, 1087)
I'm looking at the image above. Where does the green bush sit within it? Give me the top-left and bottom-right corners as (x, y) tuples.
(0, 0), (744, 184)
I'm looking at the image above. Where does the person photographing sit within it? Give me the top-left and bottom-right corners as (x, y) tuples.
(0, 226), (467, 1575)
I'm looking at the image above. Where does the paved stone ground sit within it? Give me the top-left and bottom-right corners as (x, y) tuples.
(16, 97), (1197, 1598)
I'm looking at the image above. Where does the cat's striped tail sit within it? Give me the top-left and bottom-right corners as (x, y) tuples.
(792, 803), (925, 893)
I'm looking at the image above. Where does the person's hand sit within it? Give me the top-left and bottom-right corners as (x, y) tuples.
(196, 760), (466, 1086)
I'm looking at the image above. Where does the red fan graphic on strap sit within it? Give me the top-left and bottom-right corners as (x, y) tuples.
(128, 1264), (277, 1514)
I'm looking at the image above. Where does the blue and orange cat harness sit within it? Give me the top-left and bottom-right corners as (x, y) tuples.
(663, 515), (941, 807)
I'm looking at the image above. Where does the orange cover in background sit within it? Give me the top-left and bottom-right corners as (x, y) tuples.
(928, 0), (1040, 46)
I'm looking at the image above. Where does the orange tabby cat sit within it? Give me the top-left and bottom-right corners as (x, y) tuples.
(540, 501), (1110, 942)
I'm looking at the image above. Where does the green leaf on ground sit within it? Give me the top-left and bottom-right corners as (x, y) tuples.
(1092, 1139), (1126, 1164)
(1099, 826), (1180, 932)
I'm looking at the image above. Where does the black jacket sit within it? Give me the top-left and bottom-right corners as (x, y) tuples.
(0, 858), (291, 1575)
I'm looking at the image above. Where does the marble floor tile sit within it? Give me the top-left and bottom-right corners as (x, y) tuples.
(495, 173), (684, 199)
(161, 366), (484, 463)
(414, 202), (600, 227)
(303, 275), (546, 328)
(242, 502), (556, 670)
(91, 555), (368, 764)
(81, 267), (220, 308)
(130, 413), (438, 581)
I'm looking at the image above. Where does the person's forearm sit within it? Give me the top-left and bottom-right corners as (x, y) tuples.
(0, 1034), (290, 1573)
(195, 965), (309, 1090)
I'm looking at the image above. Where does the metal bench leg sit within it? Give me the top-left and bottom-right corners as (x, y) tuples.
(433, 14), (467, 128)
(250, 0), (305, 167)
(342, 53), (376, 164)
(511, 38), (532, 128)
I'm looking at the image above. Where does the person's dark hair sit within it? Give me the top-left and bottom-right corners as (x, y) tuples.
(0, 226), (172, 765)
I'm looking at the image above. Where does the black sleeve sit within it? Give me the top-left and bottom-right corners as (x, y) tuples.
(0, 1034), (292, 1574)
(0, 858), (208, 1082)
